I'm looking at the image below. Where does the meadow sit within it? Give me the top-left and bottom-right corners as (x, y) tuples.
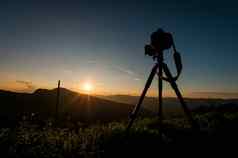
(2, 108), (238, 158)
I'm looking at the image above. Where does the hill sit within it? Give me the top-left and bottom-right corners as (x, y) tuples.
(98, 94), (238, 114)
(0, 88), (144, 124)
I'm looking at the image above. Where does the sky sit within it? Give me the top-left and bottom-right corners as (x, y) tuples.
(0, 0), (238, 98)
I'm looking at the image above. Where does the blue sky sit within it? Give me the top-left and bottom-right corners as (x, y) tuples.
(0, 0), (238, 97)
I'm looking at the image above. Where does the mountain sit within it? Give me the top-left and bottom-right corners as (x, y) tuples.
(0, 88), (145, 124)
(98, 95), (238, 113)
(2, 88), (237, 126)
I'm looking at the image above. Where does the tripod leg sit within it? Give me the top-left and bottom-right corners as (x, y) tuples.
(126, 64), (158, 131)
(158, 61), (163, 138)
(162, 63), (199, 130)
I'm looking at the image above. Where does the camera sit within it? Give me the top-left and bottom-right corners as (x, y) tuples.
(145, 29), (173, 57)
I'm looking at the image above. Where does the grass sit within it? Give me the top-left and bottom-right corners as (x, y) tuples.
(2, 111), (238, 157)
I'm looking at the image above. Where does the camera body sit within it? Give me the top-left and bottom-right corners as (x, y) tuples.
(145, 29), (173, 57)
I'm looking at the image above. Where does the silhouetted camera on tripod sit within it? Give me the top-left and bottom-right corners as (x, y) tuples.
(145, 29), (173, 57)
(127, 28), (199, 135)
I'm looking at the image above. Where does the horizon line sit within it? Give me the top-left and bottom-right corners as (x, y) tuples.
(1, 87), (238, 100)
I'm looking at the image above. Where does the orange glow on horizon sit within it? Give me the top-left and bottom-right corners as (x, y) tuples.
(82, 81), (94, 94)
(1, 79), (238, 99)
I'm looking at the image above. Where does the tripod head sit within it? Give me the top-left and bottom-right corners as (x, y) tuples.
(145, 28), (182, 81)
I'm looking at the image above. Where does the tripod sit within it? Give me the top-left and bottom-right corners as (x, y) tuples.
(126, 51), (199, 136)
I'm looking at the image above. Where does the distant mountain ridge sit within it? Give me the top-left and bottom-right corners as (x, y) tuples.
(98, 94), (238, 112)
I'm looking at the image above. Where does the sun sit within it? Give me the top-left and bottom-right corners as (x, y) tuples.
(83, 82), (93, 93)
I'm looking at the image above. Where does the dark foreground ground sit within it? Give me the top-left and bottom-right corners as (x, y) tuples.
(1, 110), (238, 158)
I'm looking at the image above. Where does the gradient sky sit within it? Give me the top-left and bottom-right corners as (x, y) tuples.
(0, 0), (238, 97)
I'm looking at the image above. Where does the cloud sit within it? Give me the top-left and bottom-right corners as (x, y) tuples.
(116, 66), (135, 75)
(87, 60), (97, 64)
(62, 69), (73, 75)
(16, 80), (35, 90)
(124, 70), (134, 75)
(134, 78), (141, 81)
(114, 66), (142, 81)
